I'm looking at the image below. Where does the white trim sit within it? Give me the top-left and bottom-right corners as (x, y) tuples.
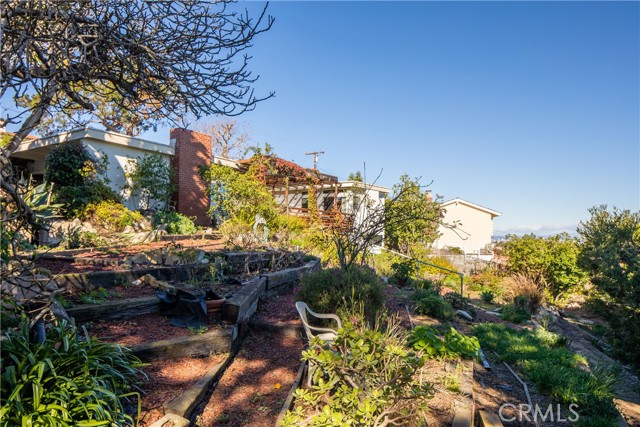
(13, 127), (174, 156)
(440, 198), (502, 218)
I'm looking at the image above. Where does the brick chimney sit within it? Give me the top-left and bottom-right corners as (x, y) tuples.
(170, 128), (212, 226)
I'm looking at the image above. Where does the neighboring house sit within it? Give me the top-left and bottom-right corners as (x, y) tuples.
(214, 154), (391, 243)
(433, 198), (502, 255)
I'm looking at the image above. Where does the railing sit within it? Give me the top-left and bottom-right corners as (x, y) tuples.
(286, 207), (353, 228)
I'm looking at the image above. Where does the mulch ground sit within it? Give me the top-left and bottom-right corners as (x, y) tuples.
(194, 331), (304, 427)
(84, 313), (226, 347)
(138, 354), (226, 427)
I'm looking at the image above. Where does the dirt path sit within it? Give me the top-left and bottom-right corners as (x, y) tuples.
(550, 316), (640, 426)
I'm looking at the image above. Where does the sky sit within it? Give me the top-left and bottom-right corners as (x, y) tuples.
(7, 1), (640, 237)
(221, 1), (640, 237)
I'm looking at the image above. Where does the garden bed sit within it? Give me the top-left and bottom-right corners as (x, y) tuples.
(193, 330), (304, 427)
(139, 353), (227, 426)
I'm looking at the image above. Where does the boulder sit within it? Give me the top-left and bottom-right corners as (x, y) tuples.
(164, 252), (181, 266)
(123, 225), (135, 234)
(130, 253), (153, 265)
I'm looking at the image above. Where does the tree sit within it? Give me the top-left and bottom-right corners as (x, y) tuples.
(384, 175), (443, 255)
(196, 120), (250, 159)
(347, 171), (363, 182)
(0, 0), (273, 250)
(577, 205), (640, 366)
(323, 176), (442, 271)
(123, 154), (174, 210)
(502, 233), (586, 301)
(201, 163), (278, 227)
(1, 0), (274, 152)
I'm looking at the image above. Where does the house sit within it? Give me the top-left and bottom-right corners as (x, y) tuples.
(433, 198), (502, 255)
(9, 127), (212, 224)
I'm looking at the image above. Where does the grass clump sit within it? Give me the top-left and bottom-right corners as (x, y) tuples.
(474, 324), (620, 426)
(298, 266), (385, 323)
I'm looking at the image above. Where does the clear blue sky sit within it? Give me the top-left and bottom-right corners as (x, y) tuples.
(216, 1), (638, 236)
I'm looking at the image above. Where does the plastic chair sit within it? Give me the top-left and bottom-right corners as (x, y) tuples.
(295, 301), (342, 387)
(295, 301), (342, 343)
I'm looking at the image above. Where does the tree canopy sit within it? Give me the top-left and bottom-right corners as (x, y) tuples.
(1, 0), (274, 150)
(384, 175), (443, 255)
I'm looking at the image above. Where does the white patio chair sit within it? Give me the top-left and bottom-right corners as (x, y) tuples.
(295, 301), (342, 344)
(295, 301), (342, 387)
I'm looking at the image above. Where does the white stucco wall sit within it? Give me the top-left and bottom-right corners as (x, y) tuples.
(85, 139), (172, 210)
(11, 128), (174, 211)
(434, 200), (500, 254)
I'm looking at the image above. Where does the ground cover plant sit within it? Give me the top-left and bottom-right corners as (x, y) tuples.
(409, 325), (480, 360)
(474, 323), (620, 427)
(0, 321), (144, 427)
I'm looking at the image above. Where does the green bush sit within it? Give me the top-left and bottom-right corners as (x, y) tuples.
(409, 326), (480, 360)
(0, 322), (143, 426)
(469, 267), (505, 294)
(82, 201), (142, 232)
(480, 290), (495, 304)
(282, 317), (433, 427)
(65, 230), (107, 249)
(499, 303), (530, 324)
(443, 291), (469, 309)
(152, 210), (197, 234)
(298, 266), (385, 323)
(55, 180), (121, 218)
(390, 259), (418, 286)
(44, 141), (106, 188)
(412, 289), (455, 321)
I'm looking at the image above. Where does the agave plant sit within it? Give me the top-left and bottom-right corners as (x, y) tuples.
(0, 321), (144, 426)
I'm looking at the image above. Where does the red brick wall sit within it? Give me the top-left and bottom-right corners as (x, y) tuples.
(170, 128), (212, 226)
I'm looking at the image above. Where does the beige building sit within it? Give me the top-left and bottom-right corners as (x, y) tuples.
(433, 198), (502, 255)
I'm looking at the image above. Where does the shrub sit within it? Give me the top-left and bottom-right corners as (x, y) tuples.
(390, 259), (418, 286)
(480, 290), (495, 304)
(502, 233), (586, 301)
(282, 316), (434, 427)
(152, 210), (197, 234)
(44, 141), (106, 188)
(298, 266), (385, 323)
(124, 153), (173, 210)
(499, 303), (530, 324)
(82, 201), (142, 232)
(504, 273), (544, 314)
(469, 267), (505, 295)
(578, 205), (640, 368)
(55, 180), (121, 218)
(0, 322), (143, 426)
(443, 291), (469, 309)
(412, 289), (455, 321)
(65, 230), (107, 249)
